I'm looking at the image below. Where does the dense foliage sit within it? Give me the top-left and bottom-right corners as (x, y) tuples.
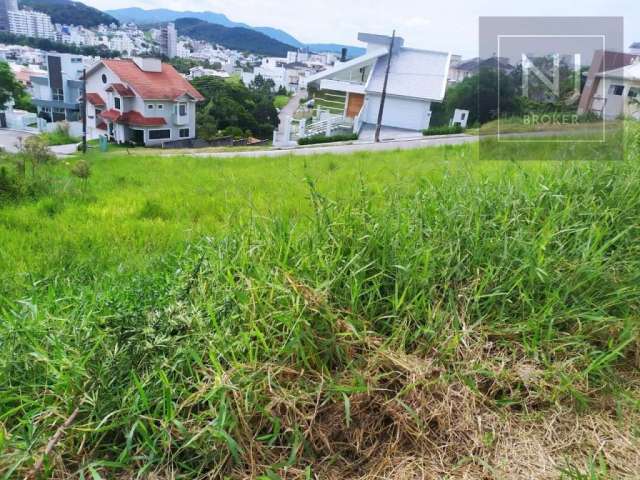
(20, 0), (120, 27)
(191, 75), (280, 139)
(0, 32), (120, 58)
(175, 18), (295, 57)
(432, 58), (588, 127)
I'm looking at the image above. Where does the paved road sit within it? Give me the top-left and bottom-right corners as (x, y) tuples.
(0, 129), (80, 156)
(274, 89), (307, 145)
(183, 134), (477, 159)
(0, 129), (33, 153)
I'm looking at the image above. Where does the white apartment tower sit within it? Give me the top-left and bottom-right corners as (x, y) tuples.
(7, 8), (55, 40)
(160, 22), (177, 59)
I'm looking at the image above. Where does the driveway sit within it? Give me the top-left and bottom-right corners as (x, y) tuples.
(0, 129), (34, 153)
(274, 89), (307, 145)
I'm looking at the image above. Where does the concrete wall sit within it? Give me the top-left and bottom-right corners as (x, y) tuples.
(362, 94), (432, 131)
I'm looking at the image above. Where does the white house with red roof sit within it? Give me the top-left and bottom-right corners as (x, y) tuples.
(84, 57), (204, 146)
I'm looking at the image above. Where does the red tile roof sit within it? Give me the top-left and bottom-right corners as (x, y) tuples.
(99, 109), (121, 122)
(118, 111), (166, 126)
(98, 109), (166, 127)
(96, 121), (107, 130)
(86, 92), (106, 106)
(101, 59), (205, 101)
(105, 83), (136, 97)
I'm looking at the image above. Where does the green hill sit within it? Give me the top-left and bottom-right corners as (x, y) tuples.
(174, 17), (295, 57)
(19, 0), (119, 27)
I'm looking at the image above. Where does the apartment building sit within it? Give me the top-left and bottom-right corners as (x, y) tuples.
(8, 9), (55, 40)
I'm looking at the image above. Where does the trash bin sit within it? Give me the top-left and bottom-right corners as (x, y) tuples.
(99, 135), (108, 152)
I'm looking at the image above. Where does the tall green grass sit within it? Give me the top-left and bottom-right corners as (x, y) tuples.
(1, 133), (639, 478)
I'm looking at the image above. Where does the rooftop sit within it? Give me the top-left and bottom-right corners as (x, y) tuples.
(91, 58), (204, 101)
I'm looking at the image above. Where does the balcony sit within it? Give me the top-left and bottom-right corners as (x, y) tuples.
(319, 79), (366, 95)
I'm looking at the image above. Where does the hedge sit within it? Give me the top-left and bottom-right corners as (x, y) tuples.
(298, 133), (359, 146)
(422, 125), (464, 136)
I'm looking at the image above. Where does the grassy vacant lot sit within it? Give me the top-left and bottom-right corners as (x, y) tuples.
(1, 129), (640, 479)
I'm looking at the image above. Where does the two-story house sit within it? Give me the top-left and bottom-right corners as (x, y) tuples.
(84, 57), (204, 146)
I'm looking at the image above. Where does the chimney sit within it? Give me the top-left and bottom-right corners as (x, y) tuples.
(132, 57), (162, 72)
(340, 47), (348, 63)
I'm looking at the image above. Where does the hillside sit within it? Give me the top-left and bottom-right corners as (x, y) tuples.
(174, 17), (295, 57)
(107, 7), (365, 57)
(20, 0), (119, 27)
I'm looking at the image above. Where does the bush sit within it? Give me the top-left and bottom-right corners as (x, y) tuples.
(422, 125), (464, 136)
(298, 133), (358, 145)
(40, 122), (80, 146)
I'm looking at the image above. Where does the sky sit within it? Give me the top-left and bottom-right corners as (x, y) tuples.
(83, 0), (640, 58)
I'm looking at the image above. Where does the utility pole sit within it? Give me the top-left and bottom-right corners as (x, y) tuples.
(374, 30), (395, 143)
(81, 68), (87, 154)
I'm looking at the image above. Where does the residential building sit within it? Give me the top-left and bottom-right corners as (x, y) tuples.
(160, 22), (177, 59)
(84, 57), (204, 145)
(630, 42), (640, 55)
(8, 9), (55, 40)
(578, 49), (640, 115)
(304, 32), (451, 137)
(187, 66), (229, 80)
(589, 61), (640, 120)
(0, 0), (18, 32)
(30, 52), (92, 123)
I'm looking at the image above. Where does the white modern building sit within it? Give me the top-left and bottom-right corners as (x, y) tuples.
(8, 9), (55, 40)
(592, 61), (640, 120)
(304, 32), (451, 138)
(30, 52), (94, 123)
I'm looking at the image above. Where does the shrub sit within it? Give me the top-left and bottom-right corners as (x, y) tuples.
(422, 125), (464, 136)
(40, 122), (80, 146)
(20, 136), (56, 177)
(70, 160), (91, 194)
(298, 133), (358, 145)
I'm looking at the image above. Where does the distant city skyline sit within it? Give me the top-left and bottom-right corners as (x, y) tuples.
(82, 0), (640, 58)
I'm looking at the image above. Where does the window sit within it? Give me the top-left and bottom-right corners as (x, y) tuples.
(147, 104), (154, 110)
(179, 128), (189, 138)
(52, 88), (64, 102)
(629, 88), (640, 99)
(71, 57), (82, 63)
(101, 74), (107, 84)
(114, 97), (121, 110)
(609, 84), (625, 96)
(148, 129), (171, 140)
(178, 103), (187, 116)
(461, 113), (466, 120)
(157, 104), (164, 110)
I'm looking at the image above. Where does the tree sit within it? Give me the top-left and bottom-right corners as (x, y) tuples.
(0, 61), (29, 110)
(191, 76), (280, 139)
(431, 67), (522, 127)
